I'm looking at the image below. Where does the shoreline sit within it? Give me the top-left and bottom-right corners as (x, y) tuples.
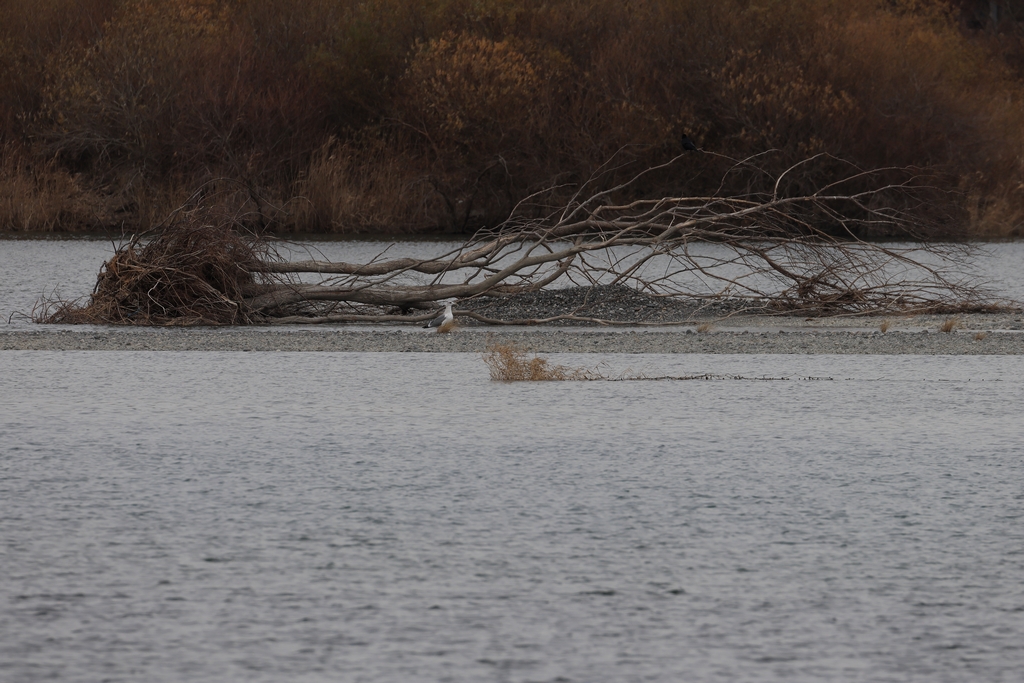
(3, 312), (1024, 354)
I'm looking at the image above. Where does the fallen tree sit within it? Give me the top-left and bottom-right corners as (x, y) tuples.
(37, 155), (999, 326)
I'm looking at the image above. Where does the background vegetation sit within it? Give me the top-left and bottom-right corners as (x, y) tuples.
(2, 0), (1024, 236)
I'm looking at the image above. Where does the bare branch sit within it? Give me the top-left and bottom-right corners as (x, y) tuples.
(38, 156), (998, 326)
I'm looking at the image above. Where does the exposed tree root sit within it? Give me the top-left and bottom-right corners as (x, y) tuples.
(35, 214), (274, 325)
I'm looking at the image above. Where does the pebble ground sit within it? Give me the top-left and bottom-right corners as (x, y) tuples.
(6, 285), (1023, 354)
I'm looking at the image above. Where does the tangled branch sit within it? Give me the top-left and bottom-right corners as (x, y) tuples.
(37, 155), (997, 326)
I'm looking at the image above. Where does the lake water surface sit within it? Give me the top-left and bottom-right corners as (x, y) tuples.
(3, 351), (1023, 682)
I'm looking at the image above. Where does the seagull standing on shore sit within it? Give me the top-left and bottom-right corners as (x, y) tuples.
(424, 301), (456, 333)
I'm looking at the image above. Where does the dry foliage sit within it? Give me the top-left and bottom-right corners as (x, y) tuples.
(939, 316), (962, 333)
(2, 0), (1024, 234)
(481, 342), (837, 382)
(0, 143), (115, 231)
(879, 319), (892, 333)
(287, 137), (445, 233)
(483, 342), (598, 381)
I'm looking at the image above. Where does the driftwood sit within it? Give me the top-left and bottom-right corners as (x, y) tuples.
(37, 155), (997, 326)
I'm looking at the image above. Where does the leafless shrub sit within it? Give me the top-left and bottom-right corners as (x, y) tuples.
(483, 342), (599, 381)
(480, 344), (838, 381)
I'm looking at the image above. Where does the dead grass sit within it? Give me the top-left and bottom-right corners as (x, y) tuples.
(286, 138), (444, 233)
(939, 317), (961, 333)
(481, 343), (842, 381)
(974, 331), (989, 340)
(482, 342), (600, 381)
(964, 189), (1024, 239)
(879, 318), (892, 333)
(480, 342), (833, 382)
(696, 322), (714, 333)
(0, 143), (116, 231)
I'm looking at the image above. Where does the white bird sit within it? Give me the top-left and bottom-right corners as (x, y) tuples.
(424, 301), (455, 333)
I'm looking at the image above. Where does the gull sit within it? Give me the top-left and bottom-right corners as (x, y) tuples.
(424, 301), (456, 333)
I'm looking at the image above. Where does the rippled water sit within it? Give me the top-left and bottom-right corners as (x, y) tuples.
(3, 351), (1023, 682)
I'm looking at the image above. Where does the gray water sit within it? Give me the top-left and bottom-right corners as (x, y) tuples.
(3, 351), (1023, 682)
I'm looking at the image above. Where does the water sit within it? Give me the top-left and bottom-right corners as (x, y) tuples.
(3, 351), (1023, 682)
(3, 239), (1024, 329)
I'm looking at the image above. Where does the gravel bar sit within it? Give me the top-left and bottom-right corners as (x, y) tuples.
(3, 320), (1024, 354)
(7, 285), (1024, 354)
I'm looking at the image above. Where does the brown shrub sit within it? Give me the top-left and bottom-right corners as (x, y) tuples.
(3, 0), (1024, 235)
(939, 316), (962, 333)
(39, 0), (326, 183)
(287, 137), (447, 233)
(0, 143), (118, 231)
(0, 0), (118, 140)
(483, 342), (598, 381)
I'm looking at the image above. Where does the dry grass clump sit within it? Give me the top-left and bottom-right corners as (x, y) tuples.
(35, 217), (269, 325)
(0, 145), (109, 231)
(939, 317), (962, 333)
(483, 342), (599, 381)
(287, 138), (446, 233)
(974, 331), (989, 340)
(879, 319), (892, 333)
(481, 344), (836, 382)
(696, 322), (714, 333)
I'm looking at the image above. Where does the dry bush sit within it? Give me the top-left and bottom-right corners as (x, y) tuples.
(827, 8), (1021, 177)
(36, 215), (271, 325)
(287, 137), (446, 233)
(401, 32), (571, 153)
(395, 30), (577, 229)
(974, 330), (989, 340)
(963, 187), (1024, 238)
(39, 0), (325, 184)
(713, 49), (858, 160)
(0, 143), (117, 231)
(483, 342), (598, 381)
(0, 0), (118, 139)
(939, 316), (962, 333)
(303, 0), (431, 130)
(4, 0), (1024, 235)
(879, 319), (892, 333)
